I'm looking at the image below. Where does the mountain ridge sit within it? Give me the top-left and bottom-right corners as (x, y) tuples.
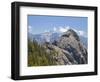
(28, 29), (87, 48)
(28, 29), (88, 66)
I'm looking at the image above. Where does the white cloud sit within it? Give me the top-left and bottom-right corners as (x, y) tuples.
(78, 31), (85, 36)
(53, 27), (57, 32)
(73, 29), (87, 37)
(53, 26), (87, 37)
(28, 25), (33, 34)
(29, 25), (32, 29)
(53, 26), (70, 33)
(59, 27), (67, 32)
(29, 25), (87, 38)
(65, 26), (70, 29)
(57, 26), (70, 33)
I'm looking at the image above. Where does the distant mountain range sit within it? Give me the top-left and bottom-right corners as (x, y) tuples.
(28, 32), (60, 43)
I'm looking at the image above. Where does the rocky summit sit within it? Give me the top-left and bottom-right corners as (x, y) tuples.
(43, 29), (88, 65)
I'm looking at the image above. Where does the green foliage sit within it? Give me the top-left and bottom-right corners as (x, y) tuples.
(28, 39), (56, 66)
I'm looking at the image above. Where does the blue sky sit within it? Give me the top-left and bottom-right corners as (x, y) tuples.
(28, 15), (88, 37)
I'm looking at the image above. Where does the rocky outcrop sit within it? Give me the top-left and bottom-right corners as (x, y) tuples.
(44, 29), (88, 65)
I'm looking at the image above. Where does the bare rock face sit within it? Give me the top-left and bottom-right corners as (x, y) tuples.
(44, 43), (73, 65)
(44, 29), (88, 65)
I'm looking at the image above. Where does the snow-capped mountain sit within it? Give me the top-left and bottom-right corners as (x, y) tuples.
(28, 32), (61, 44)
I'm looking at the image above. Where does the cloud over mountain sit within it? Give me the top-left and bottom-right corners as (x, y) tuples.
(29, 25), (87, 38)
(53, 26), (87, 38)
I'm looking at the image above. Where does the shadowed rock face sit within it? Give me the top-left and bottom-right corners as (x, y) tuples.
(44, 29), (88, 65)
